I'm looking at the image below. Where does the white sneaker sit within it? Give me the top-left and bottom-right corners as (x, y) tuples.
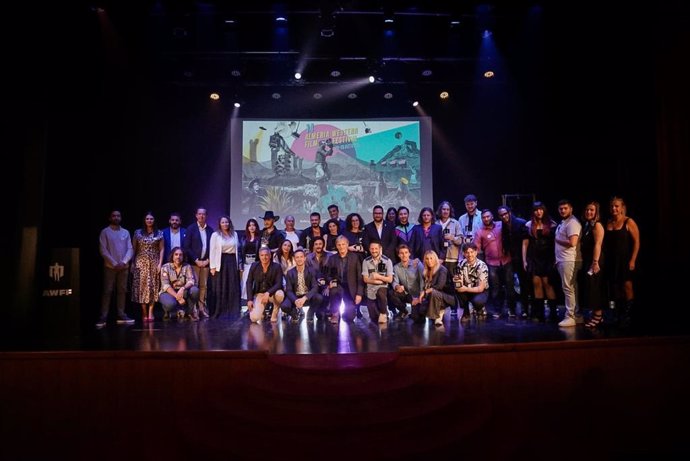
(558, 317), (576, 327)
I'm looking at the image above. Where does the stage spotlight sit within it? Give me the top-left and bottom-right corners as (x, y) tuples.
(421, 69), (433, 77)
(347, 93), (358, 99)
(209, 93), (220, 100)
(412, 100), (419, 107)
(368, 75), (375, 83)
(483, 29), (492, 38)
(384, 93), (393, 99)
(294, 72), (302, 80)
(234, 102), (241, 108)
(231, 69), (241, 77)
(272, 93), (282, 99)
(276, 16), (287, 23)
(383, 7), (394, 24)
(330, 70), (341, 77)
(440, 91), (449, 99)
(363, 122), (371, 133)
(313, 93), (323, 99)
(484, 70), (495, 78)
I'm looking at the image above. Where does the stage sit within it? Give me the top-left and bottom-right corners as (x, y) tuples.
(2, 309), (689, 460)
(2, 305), (682, 353)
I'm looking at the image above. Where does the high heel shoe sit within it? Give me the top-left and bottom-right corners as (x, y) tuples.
(585, 312), (604, 328)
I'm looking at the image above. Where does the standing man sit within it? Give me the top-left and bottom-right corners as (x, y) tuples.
(327, 204), (346, 232)
(554, 199), (582, 327)
(497, 205), (529, 317)
(299, 212), (325, 252)
(259, 210), (285, 255)
(458, 194), (482, 252)
(162, 211), (186, 264)
(363, 205), (398, 261)
(97, 210), (135, 327)
(281, 215), (301, 250)
(475, 209), (515, 318)
(183, 207), (213, 318)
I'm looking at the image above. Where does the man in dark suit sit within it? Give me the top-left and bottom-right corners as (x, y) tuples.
(162, 212), (187, 263)
(324, 235), (363, 323)
(183, 207), (214, 317)
(280, 249), (323, 322)
(363, 205), (397, 261)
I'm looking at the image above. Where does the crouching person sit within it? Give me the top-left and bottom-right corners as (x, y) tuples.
(418, 250), (456, 326)
(160, 247), (199, 320)
(281, 248), (323, 322)
(453, 242), (489, 321)
(246, 247), (285, 323)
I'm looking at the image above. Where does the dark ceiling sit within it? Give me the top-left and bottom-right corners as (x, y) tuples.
(90, 1), (542, 92)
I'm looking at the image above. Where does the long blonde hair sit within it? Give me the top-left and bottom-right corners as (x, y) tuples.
(423, 250), (440, 284)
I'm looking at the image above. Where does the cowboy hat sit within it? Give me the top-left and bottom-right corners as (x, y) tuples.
(259, 210), (280, 221)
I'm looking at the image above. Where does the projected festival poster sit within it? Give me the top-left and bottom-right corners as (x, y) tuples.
(231, 118), (432, 228)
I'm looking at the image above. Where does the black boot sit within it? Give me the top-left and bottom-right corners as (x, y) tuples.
(619, 299), (633, 327)
(531, 298), (544, 321)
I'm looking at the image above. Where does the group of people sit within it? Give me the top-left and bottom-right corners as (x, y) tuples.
(97, 195), (639, 330)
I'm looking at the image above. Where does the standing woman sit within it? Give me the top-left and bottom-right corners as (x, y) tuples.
(343, 213), (367, 260)
(522, 202), (558, 321)
(579, 201), (607, 328)
(386, 207), (398, 226)
(240, 218), (261, 304)
(324, 218), (341, 254)
(132, 212), (164, 322)
(209, 216), (241, 319)
(604, 196), (640, 323)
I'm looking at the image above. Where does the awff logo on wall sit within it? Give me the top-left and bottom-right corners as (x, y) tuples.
(43, 262), (72, 297)
(49, 262), (64, 282)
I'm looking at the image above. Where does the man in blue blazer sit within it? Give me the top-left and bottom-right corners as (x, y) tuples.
(183, 207), (214, 316)
(162, 212), (187, 263)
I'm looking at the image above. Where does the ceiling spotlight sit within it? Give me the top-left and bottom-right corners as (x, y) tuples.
(321, 28), (335, 38)
(363, 122), (371, 134)
(271, 93), (281, 99)
(421, 69), (433, 77)
(384, 93), (393, 99)
(484, 70), (495, 78)
(209, 93), (220, 100)
(440, 91), (450, 99)
(275, 16), (287, 23)
(347, 93), (357, 99)
(313, 93), (323, 99)
(483, 29), (492, 38)
(330, 70), (341, 77)
(233, 102), (241, 108)
(294, 72), (302, 80)
(368, 75), (375, 83)
(231, 69), (241, 77)
(412, 101), (419, 107)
